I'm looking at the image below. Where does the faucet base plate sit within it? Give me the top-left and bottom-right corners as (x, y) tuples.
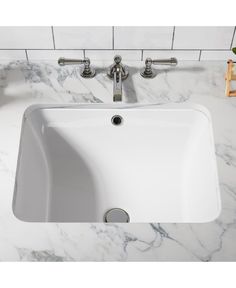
(140, 68), (157, 78)
(80, 67), (96, 78)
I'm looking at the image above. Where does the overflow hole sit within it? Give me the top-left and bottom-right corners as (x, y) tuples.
(111, 115), (123, 126)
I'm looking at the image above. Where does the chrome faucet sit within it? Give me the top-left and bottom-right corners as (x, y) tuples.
(107, 55), (129, 102)
(58, 57), (96, 78)
(141, 57), (178, 78)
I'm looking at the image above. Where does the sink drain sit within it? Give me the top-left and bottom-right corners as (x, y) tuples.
(104, 208), (130, 223)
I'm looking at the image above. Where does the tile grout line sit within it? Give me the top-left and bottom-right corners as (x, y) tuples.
(112, 27), (114, 50)
(25, 50), (29, 62)
(0, 48), (235, 52)
(230, 26), (236, 49)
(51, 26), (56, 49)
(171, 26), (176, 50)
(1, 48), (235, 62)
(198, 50), (202, 61)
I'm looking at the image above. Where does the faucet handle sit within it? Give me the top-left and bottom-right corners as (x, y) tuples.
(58, 57), (96, 78)
(141, 57), (178, 78)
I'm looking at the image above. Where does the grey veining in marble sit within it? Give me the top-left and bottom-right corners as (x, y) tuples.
(0, 60), (236, 261)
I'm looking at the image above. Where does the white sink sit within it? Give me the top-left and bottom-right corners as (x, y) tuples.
(13, 104), (221, 223)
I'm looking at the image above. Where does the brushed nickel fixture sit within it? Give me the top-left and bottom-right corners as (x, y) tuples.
(141, 57), (178, 78)
(58, 57), (96, 78)
(107, 55), (129, 102)
(104, 208), (130, 223)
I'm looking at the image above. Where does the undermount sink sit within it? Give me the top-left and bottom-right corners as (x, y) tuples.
(13, 104), (221, 223)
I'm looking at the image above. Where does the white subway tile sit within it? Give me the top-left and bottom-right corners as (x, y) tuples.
(114, 27), (173, 49)
(0, 27), (53, 49)
(232, 30), (236, 48)
(85, 50), (141, 61)
(200, 50), (236, 60)
(143, 50), (200, 61)
(53, 27), (112, 49)
(174, 27), (234, 49)
(27, 50), (84, 62)
(0, 50), (26, 60)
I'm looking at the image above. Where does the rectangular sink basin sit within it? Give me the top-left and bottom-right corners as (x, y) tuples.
(13, 104), (221, 223)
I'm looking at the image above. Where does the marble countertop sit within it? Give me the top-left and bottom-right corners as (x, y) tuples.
(0, 60), (236, 261)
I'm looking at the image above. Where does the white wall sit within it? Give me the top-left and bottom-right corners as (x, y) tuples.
(0, 26), (235, 61)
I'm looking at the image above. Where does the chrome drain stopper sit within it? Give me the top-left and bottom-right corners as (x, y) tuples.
(104, 208), (130, 223)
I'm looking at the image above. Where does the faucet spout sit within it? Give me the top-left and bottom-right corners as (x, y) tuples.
(107, 55), (129, 102)
(113, 70), (122, 102)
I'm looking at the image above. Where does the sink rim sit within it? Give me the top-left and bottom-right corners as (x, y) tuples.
(22, 102), (212, 123)
(13, 102), (221, 223)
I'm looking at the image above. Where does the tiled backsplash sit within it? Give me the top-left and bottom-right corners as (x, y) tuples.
(0, 26), (235, 61)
